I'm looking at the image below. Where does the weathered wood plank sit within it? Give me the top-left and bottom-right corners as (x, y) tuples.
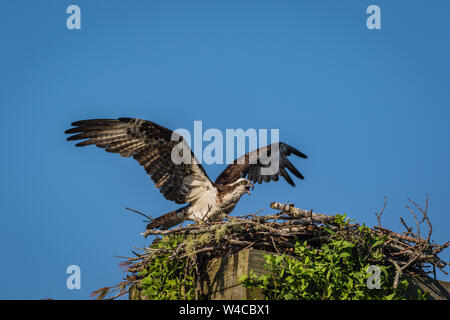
(202, 249), (269, 299)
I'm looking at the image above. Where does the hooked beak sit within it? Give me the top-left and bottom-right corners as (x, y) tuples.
(245, 183), (254, 195)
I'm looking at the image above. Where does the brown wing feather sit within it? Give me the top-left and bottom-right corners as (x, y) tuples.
(65, 118), (213, 204)
(215, 142), (307, 187)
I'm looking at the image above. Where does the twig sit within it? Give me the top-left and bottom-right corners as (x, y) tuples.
(374, 196), (387, 228)
(125, 207), (154, 222)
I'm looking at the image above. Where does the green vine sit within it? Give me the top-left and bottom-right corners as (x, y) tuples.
(138, 235), (198, 300)
(239, 215), (428, 300)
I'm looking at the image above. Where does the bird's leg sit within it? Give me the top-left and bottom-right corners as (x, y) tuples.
(201, 205), (213, 224)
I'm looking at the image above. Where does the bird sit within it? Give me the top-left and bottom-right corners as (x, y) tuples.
(65, 118), (307, 230)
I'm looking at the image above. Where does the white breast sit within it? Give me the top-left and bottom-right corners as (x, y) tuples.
(181, 166), (220, 222)
(186, 190), (220, 222)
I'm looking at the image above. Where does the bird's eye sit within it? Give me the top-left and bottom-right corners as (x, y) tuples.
(241, 180), (247, 185)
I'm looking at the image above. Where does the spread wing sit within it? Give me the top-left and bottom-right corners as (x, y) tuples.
(215, 142), (307, 187)
(65, 118), (216, 204)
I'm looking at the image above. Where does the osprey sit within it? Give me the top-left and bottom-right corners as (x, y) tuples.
(65, 118), (307, 230)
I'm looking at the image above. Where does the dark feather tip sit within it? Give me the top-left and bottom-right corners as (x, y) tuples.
(287, 144), (307, 159)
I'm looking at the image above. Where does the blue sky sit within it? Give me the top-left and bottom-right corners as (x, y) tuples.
(0, 1), (449, 299)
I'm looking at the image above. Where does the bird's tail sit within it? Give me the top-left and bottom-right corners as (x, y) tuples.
(145, 206), (189, 231)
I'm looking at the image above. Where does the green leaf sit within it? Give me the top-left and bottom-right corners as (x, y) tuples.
(284, 292), (294, 300)
(371, 239), (385, 248)
(385, 293), (395, 300)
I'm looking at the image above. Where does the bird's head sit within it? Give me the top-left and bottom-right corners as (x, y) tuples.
(231, 178), (254, 196)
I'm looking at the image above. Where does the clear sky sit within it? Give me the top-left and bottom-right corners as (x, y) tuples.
(0, 1), (449, 299)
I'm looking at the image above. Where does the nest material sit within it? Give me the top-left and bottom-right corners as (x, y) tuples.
(95, 196), (449, 299)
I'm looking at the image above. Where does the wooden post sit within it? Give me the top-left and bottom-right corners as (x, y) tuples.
(201, 248), (268, 299)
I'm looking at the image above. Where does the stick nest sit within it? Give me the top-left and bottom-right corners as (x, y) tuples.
(93, 196), (449, 299)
